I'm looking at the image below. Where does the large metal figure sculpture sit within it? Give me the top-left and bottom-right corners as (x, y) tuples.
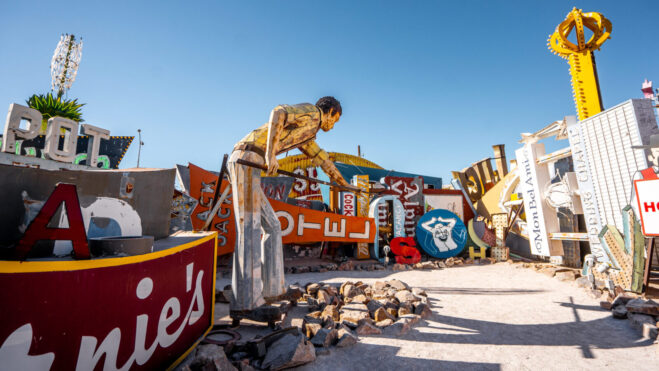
(548, 8), (612, 120)
(228, 97), (352, 320)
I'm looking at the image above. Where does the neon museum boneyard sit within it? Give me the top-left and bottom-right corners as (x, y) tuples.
(1, 7), (659, 370)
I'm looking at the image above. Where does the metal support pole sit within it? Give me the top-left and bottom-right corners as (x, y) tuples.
(203, 154), (229, 232)
(136, 129), (143, 168)
(643, 237), (655, 291)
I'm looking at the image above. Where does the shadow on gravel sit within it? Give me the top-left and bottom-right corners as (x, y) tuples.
(391, 295), (654, 360)
(310, 342), (501, 371)
(422, 287), (546, 295)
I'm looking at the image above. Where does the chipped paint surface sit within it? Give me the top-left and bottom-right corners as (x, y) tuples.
(189, 163), (236, 256)
(382, 176), (424, 238)
(272, 198), (375, 244)
(227, 150), (284, 310)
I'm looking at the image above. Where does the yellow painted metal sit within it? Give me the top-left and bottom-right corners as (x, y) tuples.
(475, 170), (519, 219)
(276, 152), (383, 173)
(548, 8), (612, 120)
(469, 246), (486, 260)
(467, 219), (490, 250)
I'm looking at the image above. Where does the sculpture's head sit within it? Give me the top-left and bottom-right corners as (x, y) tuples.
(316, 96), (342, 132)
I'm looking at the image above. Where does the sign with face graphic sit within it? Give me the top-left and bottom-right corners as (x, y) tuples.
(415, 209), (467, 258)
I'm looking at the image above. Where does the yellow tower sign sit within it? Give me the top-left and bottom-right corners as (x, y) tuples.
(548, 8), (612, 120)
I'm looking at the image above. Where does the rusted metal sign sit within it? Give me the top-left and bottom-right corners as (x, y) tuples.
(0, 134), (133, 169)
(423, 189), (474, 223)
(189, 163), (235, 256)
(382, 176), (424, 237)
(261, 177), (294, 202)
(0, 164), (175, 251)
(188, 164), (375, 250)
(288, 165), (323, 201)
(16, 183), (90, 260)
(0, 233), (217, 370)
(2, 104), (131, 169)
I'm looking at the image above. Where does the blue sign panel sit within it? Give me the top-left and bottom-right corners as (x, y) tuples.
(415, 209), (467, 258)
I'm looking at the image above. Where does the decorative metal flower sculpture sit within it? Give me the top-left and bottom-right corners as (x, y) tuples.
(51, 34), (83, 99)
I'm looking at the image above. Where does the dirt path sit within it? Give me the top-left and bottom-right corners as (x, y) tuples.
(261, 263), (657, 370)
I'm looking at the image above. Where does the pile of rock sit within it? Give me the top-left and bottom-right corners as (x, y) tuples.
(290, 278), (432, 343)
(180, 329), (316, 371)
(192, 279), (432, 370)
(180, 344), (237, 371)
(600, 295), (659, 341)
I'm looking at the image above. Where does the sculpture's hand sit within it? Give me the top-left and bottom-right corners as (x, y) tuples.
(266, 157), (279, 176)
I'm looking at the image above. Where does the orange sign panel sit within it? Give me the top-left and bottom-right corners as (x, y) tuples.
(189, 163), (236, 256)
(270, 198), (375, 244)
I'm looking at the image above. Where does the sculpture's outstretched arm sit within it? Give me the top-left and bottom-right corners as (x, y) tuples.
(265, 107), (287, 175)
(299, 140), (350, 187)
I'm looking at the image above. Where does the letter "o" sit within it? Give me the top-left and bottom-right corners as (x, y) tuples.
(276, 211), (294, 236)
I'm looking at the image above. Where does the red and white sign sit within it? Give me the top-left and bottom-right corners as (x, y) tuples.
(382, 176), (424, 237)
(341, 192), (356, 216)
(0, 233), (216, 370)
(290, 166), (323, 201)
(634, 178), (659, 236)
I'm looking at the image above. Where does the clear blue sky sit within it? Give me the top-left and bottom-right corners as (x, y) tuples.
(1, 1), (657, 182)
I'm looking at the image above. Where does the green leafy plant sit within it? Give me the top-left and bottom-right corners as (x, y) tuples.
(26, 92), (85, 125)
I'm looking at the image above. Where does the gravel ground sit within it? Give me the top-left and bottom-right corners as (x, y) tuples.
(216, 262), (658, 370)
(277, 262), (657, 371)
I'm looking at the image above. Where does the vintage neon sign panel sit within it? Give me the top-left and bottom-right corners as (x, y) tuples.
(382, 176), (424, 237)
(634, 178), (659, 236)
(189, 163), (236, 256)
(566, 115), (608, 263)
(514, 143), (562, 257)
(340, 192), (356, 216)
(2, 103), (115, 167)
(368, 195), (406, 262)
(0, 233), (217, 370)
(415, 209), (467, 259)
(272, 198), (375, 244)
